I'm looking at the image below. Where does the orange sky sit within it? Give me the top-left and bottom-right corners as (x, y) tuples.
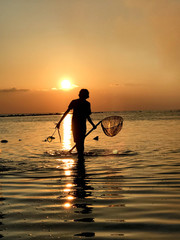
(0, 0), (180, 114)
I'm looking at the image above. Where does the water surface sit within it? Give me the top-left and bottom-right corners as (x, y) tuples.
(0, 111), (180, 239)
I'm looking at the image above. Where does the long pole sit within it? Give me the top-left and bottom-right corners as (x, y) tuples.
(68, 120), (102, 153)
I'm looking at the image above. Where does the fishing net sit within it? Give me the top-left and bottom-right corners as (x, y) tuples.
(44, 128), (61, 143)
(101, 116), (123, 137)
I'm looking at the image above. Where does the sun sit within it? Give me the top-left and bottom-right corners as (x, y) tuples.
(60, 79), (78, 90)
(60, 79), (72, 90)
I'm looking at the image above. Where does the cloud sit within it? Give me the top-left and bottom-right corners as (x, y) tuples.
(124, 82), (147, 87)
(0, 88), (29, 93)
(110, 82), (146, 87)
(110, 83), (121, 87)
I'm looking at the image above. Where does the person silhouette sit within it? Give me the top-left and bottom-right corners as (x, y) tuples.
(56, 89), (96, 159)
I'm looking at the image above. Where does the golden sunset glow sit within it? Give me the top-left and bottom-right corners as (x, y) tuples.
(0, 1), (179, 114)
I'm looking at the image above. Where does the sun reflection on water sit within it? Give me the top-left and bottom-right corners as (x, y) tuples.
(60, 158), (75, 209)
(62, 114), (72, 150)
(58, 158), (94, 213)
(64, 202), (72, 209)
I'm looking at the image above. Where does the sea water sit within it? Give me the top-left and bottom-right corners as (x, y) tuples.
(0, 111), (180, 240)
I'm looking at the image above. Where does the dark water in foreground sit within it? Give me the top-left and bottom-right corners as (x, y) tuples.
(0, 111), (180, 239)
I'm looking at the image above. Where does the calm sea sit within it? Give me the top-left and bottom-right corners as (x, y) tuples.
(0, 111), (180, 240)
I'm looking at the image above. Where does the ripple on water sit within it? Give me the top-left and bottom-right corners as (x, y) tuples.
(1, 153), (180, 239)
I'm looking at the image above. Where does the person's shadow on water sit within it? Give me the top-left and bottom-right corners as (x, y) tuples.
(73, 159), (93, 215)
(73, 160), (95, 238)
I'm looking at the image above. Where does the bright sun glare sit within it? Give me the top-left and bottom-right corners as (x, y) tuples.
(61, 79), (72, 90)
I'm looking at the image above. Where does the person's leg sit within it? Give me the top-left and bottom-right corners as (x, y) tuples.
(72, 122), (86, 160)
(76, 138), (85, 160)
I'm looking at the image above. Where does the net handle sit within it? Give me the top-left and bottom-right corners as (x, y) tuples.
(68, 120), (102, 153)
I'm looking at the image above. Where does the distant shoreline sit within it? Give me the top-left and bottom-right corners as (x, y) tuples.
(0, 113), (62, 118)
(0, 109), (179, 118)
(0, 112), (105, 118)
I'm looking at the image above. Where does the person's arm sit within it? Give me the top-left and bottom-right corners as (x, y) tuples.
(56, 108), (70, 129)
(87, 115), (96, 129)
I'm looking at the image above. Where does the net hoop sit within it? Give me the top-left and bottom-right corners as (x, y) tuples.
(101, 116), (123, 137)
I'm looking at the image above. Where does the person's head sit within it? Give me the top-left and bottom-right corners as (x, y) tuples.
(79, 89), (89, 99)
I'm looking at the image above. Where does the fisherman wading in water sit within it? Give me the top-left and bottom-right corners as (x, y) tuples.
(56, 89), (96, 160)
